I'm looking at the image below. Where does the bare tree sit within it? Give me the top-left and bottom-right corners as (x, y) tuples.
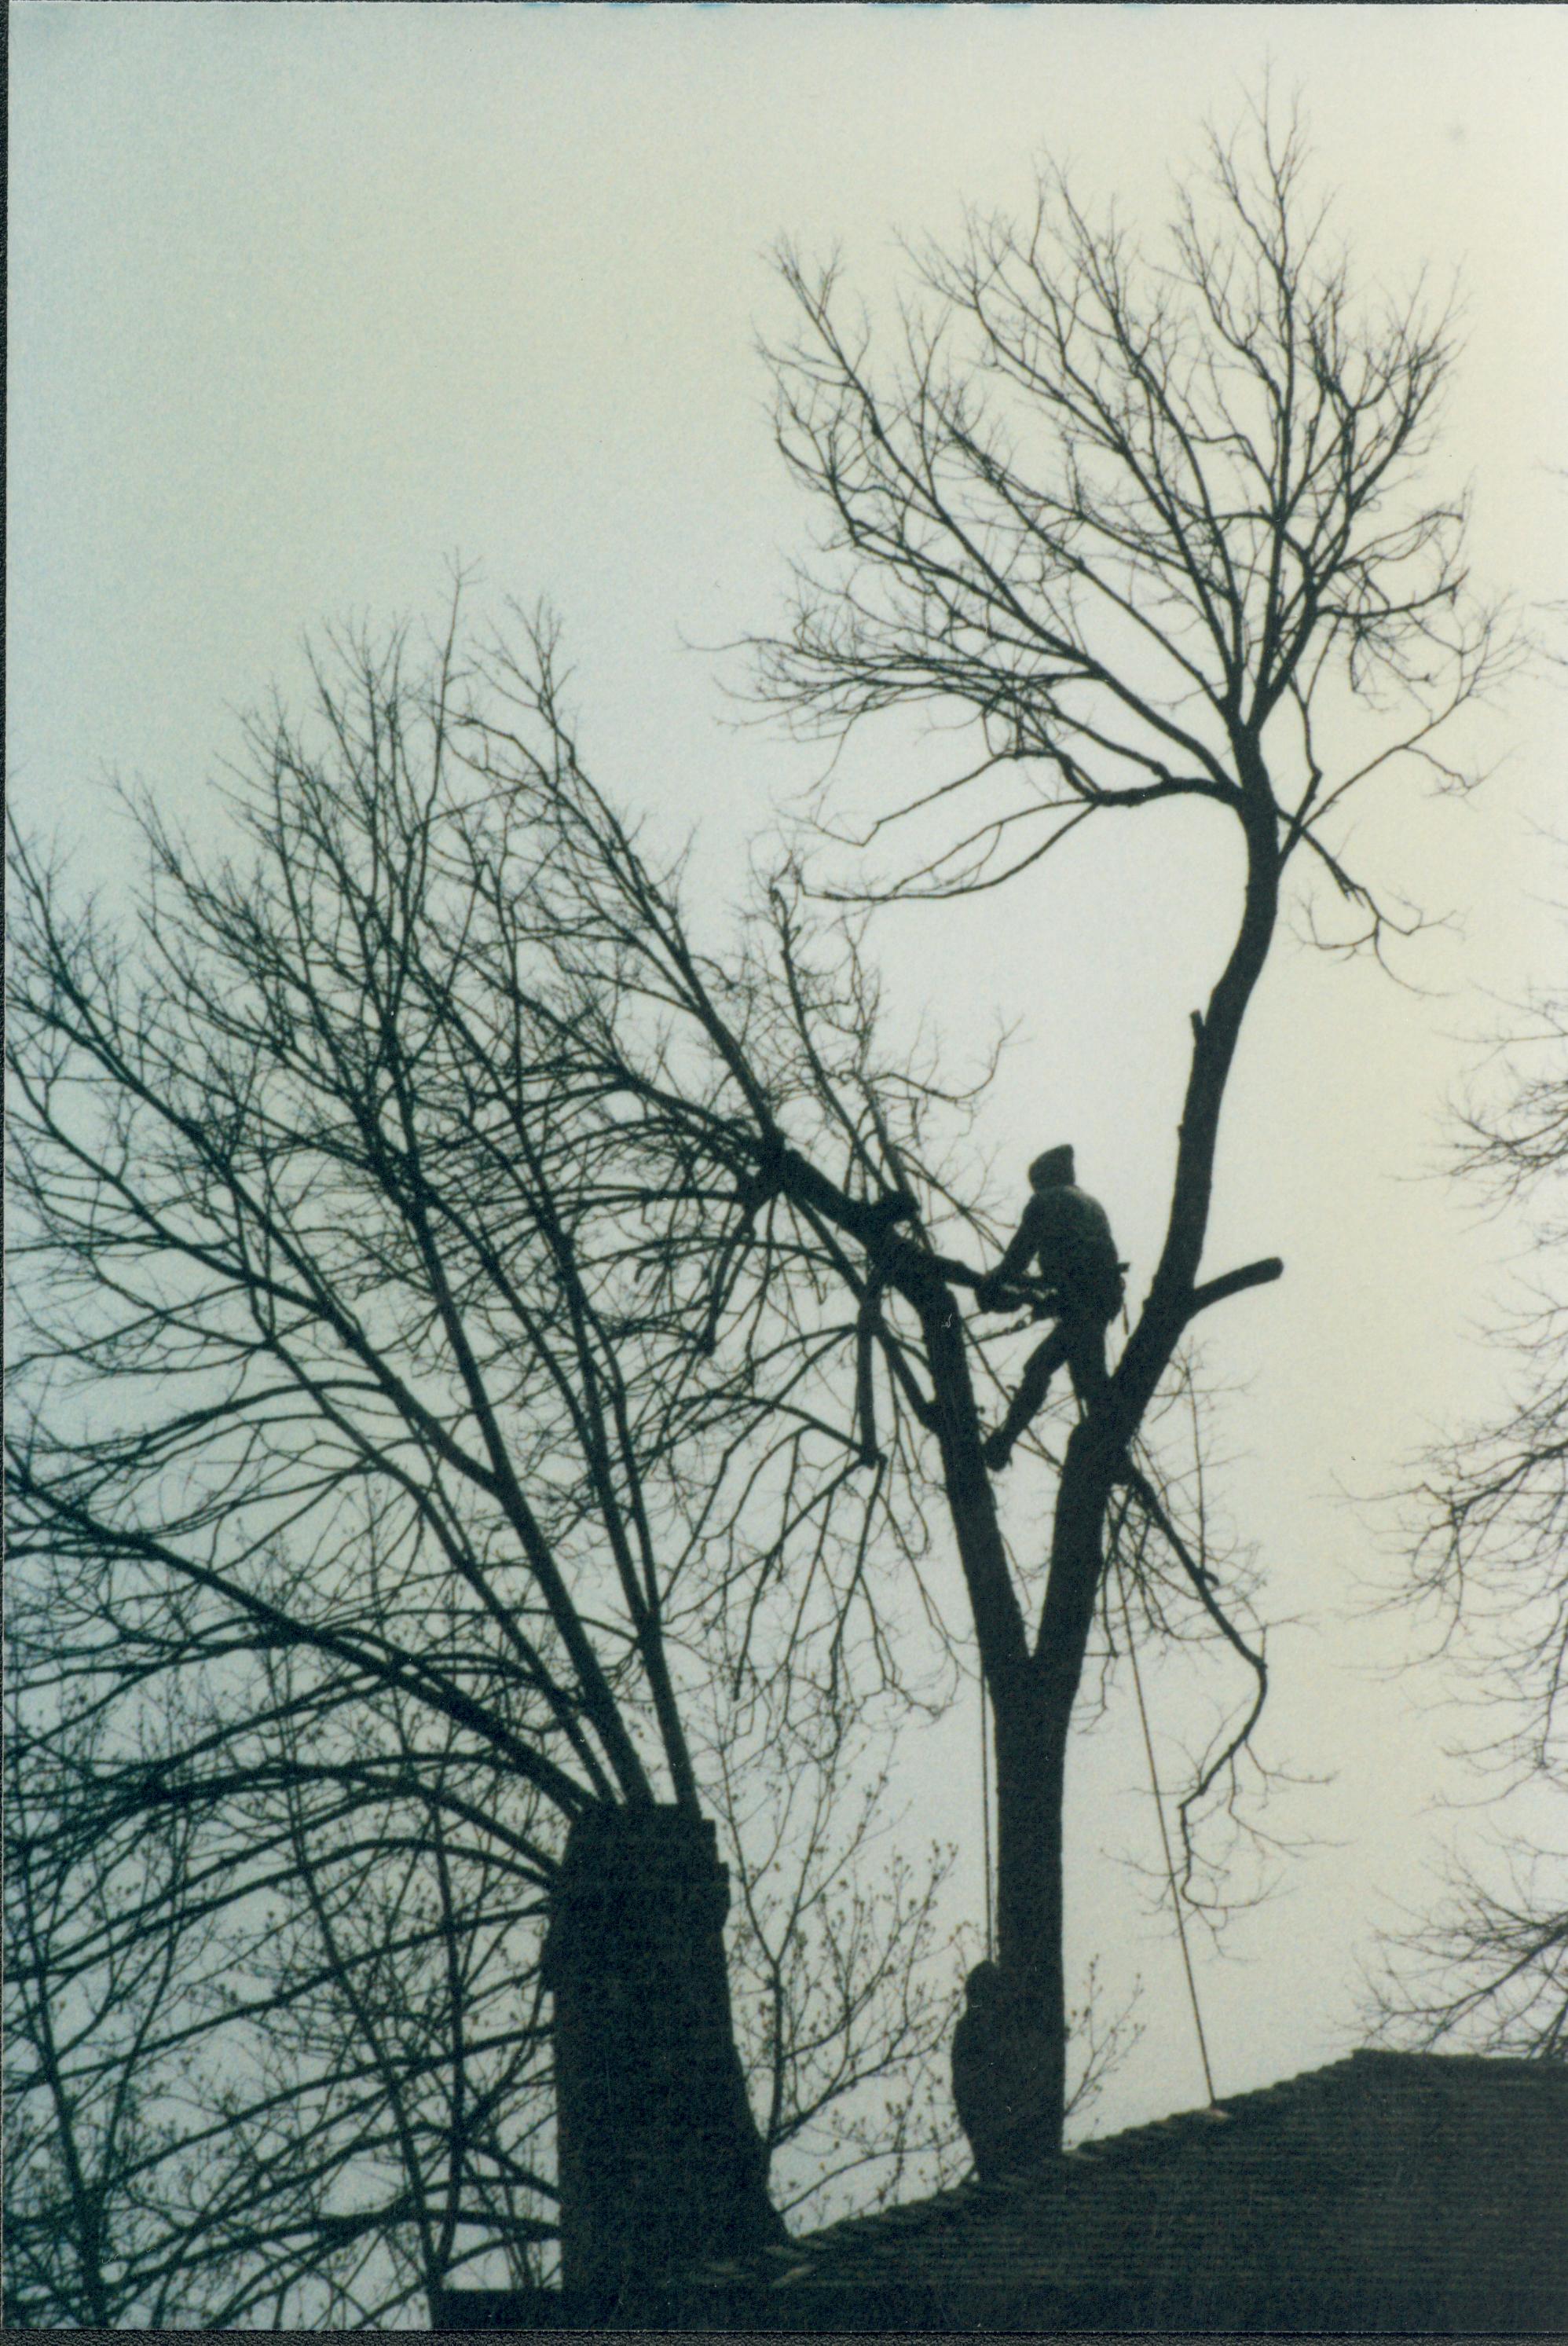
(1379, 1861), (1566, 2063)
(4, 603), (972, 2321)
(718, 1716), (968, 2227)
(3, 1701), (218, 2329)
(743, 98), (1512, 2139)
(1387, 950), (1568, 2060)
(1414, 976), (1568, 1770)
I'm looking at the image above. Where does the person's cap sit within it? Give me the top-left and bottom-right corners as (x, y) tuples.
(1028, 1145), (1075, 1187)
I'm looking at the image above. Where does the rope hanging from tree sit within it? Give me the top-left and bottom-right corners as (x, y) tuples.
(1118, 1561), (1217, 2106)
(980, 1671), (994, 1963)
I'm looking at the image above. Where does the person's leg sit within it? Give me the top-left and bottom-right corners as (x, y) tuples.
(983, 1327), (1068, 1468)
(1064, 1314), (1110, 1411)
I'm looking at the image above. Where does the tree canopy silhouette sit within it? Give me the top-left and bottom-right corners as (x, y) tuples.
(748, 100), (1512, 2135)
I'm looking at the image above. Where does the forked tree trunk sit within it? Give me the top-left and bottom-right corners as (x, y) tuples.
(936, 819), (1281, 2160)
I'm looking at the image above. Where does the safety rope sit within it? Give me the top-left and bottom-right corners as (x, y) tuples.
(1119, 1564), (1217, 2106)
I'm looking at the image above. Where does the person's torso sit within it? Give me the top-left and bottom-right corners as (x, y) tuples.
(1030, 1186), (1122, 1314)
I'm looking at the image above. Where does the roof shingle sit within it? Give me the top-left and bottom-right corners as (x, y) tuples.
(433, 2050), (1568, 2331)
(680, 2050), (1568, 2332)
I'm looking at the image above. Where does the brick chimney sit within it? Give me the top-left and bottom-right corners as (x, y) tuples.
(540, 1805), (784, 2315)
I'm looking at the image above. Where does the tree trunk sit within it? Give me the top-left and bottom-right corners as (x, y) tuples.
(874, 819), (1279, 2161)
(991, 1425), (1115, 2147)
(989, 1671), (1067, 2132)
(973, 810), (1280, 2155)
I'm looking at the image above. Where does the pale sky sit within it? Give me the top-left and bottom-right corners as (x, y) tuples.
(10, 2), (1568, 2144)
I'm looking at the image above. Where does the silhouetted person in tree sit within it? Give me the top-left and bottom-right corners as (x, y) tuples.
(975, 1145), (1125, 1470)
(951, 1961), (1060, 2180)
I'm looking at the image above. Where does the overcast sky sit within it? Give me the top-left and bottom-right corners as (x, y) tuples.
(10, 2), (1568, 2144)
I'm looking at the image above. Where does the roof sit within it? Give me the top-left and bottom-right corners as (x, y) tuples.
(681, 2050), (1568, 2332)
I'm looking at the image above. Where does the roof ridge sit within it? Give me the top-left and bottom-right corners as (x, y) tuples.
(1347, 2044), (1563, 2075)
(1063, 2047), (1366, 2168)
(687, 2047), (1568, 2291)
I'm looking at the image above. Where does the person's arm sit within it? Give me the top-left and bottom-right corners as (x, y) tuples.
(976, 1193), (1048, 1310)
